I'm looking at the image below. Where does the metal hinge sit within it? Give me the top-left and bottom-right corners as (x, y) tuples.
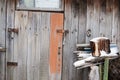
(0, 47), (6, 52)
(8, 28), (19, 34)
(7, 62), (18, 66)
(56, 29), (69, 34)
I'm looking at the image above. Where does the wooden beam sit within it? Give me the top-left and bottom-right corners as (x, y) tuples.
(76, 44), (90, 48)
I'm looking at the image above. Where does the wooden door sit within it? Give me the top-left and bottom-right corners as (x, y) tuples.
(7, 11), (63, 80)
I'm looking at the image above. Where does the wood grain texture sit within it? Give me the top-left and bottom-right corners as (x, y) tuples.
(5, 0), (120, 80)
(116, 0), (120, 49)
(100, 0), (113, 40)
(8, 10), (64, 80)
(27, 12), (39, 80)
(63, 0), (79, 80)
(86, 0), (94, 43)
(49, 13), (63, 80)
(63, 0), (120, 80)
(78, 0), (87, 44)
(77, 0), (88, 80)
(62, 0), (72, 80)
(112, 0), (119, 44)
(13, 11), (51, 80)
(6, 0), (16, 80)
(0, 0), (6, 80)
(92, 0), (100, 37)
(15, 11), (28, 80)
(39, 12), (50, 80)
(86, 0), (100, 42)
(105, 0), (113, 39)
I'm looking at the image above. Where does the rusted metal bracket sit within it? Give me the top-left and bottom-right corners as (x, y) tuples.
(56, 29), (69, 34)
(8, 28), (19, 34)
(57, 29), (64, 33)
(7, 62), (18, 66)
(0, 47), (6, 52)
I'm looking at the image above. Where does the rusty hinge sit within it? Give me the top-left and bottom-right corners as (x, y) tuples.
(56, 29), (69, 34)
(0, 47), (6, 52)
(7, 62), (18, 66)
(8, 28), (19, 34)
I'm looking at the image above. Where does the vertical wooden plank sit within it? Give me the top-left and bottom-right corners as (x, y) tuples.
(93, 0), (100, 37)
(84, 1), (94, 78)
(78, 0), (87, 44)
(105, 0), (113, 40)
(100, 0), (113, 40)
(13, 11), (19, 80)
(62, 0), (72, 79)
(62, 0), (71, 80)
(39, 12), (50, 80)
(6, 0), (15, 80)
(116, 0), (120, 49)
(33, 12), (41, 80)
(0, 0), (6, 46)
(86, 0), (100, 42)
(49, 13), (63, 80)
(63, 0), (79, 80)
(77, 0), (88, 80)
(70, 0), (79, 78)
(26, 12), (44, 80)
(7, 0), (15, 69)
(0, 0), (6, 80)
(112, 0), (119, 43)
(15, 11), (29, 80)
(99, 0), (106, 37)
(86, 0), (94, 43)
(26, 12), (36, 80)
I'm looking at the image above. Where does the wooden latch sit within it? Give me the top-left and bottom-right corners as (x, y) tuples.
(8, 28), (19, 34)
(7, 62), (18, 66)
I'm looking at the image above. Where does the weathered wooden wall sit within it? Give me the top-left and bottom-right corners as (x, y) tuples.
(4, 0), (120, 80)
(6, 0), (63, 80)
(0, 0), (6, 80)
(63, 0), (120, 80)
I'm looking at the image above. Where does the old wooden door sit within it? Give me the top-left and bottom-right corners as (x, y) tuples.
(7, 11), (63, 80)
